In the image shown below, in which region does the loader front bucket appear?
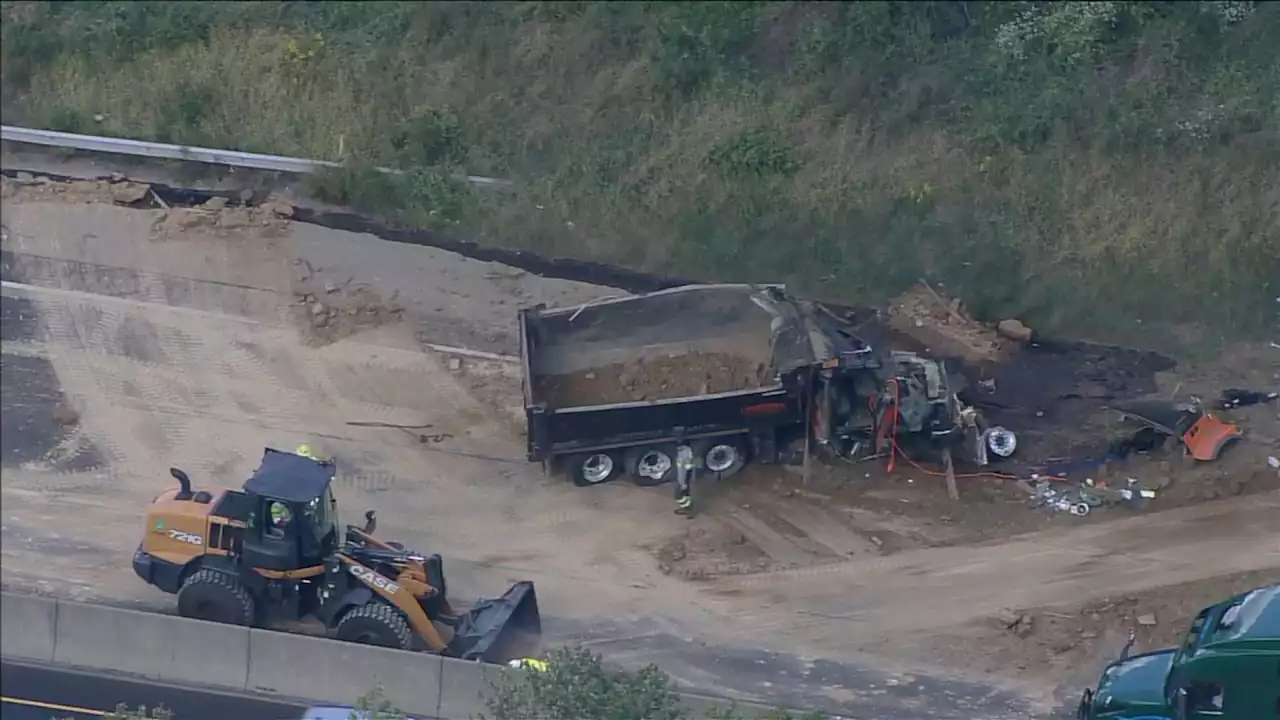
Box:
[447,580,542,664]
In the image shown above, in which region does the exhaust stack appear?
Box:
[170,468,194,500]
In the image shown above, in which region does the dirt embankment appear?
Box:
[538,351,774,407]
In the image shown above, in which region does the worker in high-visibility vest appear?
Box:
[294,443,321,461]
[507,657,550,672]
[674,444,696,517]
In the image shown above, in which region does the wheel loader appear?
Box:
[131,447,541,664]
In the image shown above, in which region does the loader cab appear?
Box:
[239,448,340,572]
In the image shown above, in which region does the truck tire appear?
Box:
[567,451,622,487]
[624,445,676,486]
[177,569,256,626]
[698,438,748,479]
[335,602,414,650]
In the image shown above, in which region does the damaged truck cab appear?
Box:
[1078,583,1280,720]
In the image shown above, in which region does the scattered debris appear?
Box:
[1115,400,1243,462]
[1136,613,1157,627]
[886,285,1010,363]
[1218,388,1278,409]
[202,196,228,211]
[292,280,404,346]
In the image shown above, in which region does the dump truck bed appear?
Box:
[520,284,822,458]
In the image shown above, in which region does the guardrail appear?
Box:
[0,591,769,719]
[1,125,510,186]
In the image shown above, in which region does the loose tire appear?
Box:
[176,569,255,626]
[335,602,414,650]
[567,451,622,487]
[697,438,748,479]
[624,445,677,487]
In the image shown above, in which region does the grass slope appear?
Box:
[3,1,1277,350]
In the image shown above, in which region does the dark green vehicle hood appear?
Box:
[1092,649,1175,718]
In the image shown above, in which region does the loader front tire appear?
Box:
[177,569,255,626]
[335,602,413,650]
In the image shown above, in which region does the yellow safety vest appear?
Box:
[508,658,549,672]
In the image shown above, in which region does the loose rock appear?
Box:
[997,319,1034,343]
[110,182,150,205]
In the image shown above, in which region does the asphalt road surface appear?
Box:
[0,661,309,720]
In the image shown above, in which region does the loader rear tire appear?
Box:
[335,602,413,650]
[177,569,255,626]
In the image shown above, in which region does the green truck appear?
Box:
[1077,582,1279,720]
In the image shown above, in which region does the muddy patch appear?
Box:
[0,295,105,471]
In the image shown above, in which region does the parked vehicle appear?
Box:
[1077,583,1280,719]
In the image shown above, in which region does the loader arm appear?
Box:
[338,555,451,653]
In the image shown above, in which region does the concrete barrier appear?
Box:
[52,598,250,690]
[246,627,443,715]
[0,592,785,719]
[438,656,505,720]
[0,591,57,662]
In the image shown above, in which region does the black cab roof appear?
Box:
[243,447,335,503]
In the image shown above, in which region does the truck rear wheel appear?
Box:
[625,445,676,486]
[335,602,414,650]
[698,439,747,479]
[177,569,256,626]
[567,451,622,487]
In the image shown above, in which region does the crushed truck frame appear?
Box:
[519,284,991,487]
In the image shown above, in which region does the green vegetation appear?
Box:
[483,646,824,720]
[3,1,1277,350]
[350,646,823,720]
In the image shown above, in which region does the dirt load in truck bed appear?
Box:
[526,285,800,409]
[537,351,774,406]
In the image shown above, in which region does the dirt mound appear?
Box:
[151,195,292,239]
[887,285,1011,364]
[291,262,404,346]
[650,520,781,580]
[2,173,153,205]
[538,351,774,407]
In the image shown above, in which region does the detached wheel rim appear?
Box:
[637,450,672,480]
[705,444,738,473]
[581,453,614,484]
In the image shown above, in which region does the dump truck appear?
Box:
[519,283,991,486]
[1077,582,1279,720]
[132,447,541,664]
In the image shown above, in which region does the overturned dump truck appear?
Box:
[519,284,990,486]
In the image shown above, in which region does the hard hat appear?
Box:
[296,444,314,457]
[507,659,522,669]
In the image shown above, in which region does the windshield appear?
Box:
[1173,608,1211,665]
[1209,586,1280,643]
[304,486,338,542]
